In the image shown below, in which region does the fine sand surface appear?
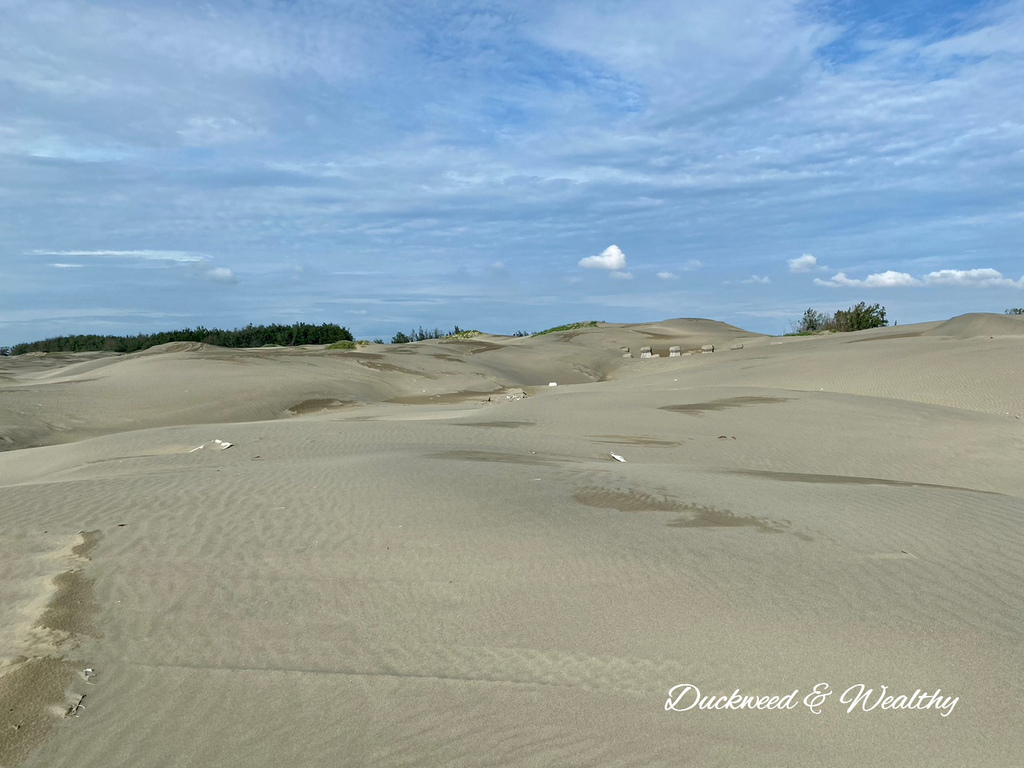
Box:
[1,314,1022,766]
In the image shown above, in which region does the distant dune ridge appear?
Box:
[922,311,1024,338]
[0,318,763,453]
[1,313,1022,766]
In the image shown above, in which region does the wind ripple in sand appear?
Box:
[659,395,791,415]
[130,642,685,697]
[587,435,682,446]
[453,421,535,429]
[572,488,789,533]
[727,469,1010,497]
[430,450,564,466]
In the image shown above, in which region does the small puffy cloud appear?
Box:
[657,271,677,280]
[744,275,771,284]
[204,267,236,283]
[683,259,702,271]
[50,263,84,268]
[923,268,1024,288]
[865,271,922,287]
[814,270,921,288]
[579,244,627,270]
[491,260,506,270]
[610,270,633,280]
[788,254,818,273]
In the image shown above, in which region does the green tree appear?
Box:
[796,308,830,333]
[833,302,888,331]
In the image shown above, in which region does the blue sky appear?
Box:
[2,0,1023,344]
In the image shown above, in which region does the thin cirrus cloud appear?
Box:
[31,249,208,263]
[31,249,237,284]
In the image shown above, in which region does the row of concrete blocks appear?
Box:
[622,343,743,359]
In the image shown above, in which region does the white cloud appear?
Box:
[491,260,506,270]
[579,244,627,270]
[532,0,836,113]
[657,271,677,280]
[204,267,236,283]
[178,116,264,147]
[744,275,771,284]
[814,267,1024,289]
[610,271,633,280]
[814,270,921,288]
[923,268,1024,288]
[30,249,208,263]
[683,259,703,271]
[50,263,84,268]
[788,254,818,273]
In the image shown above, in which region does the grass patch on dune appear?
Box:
[440,330,482,341]
[328,340,357,350]
[532,321,599,337]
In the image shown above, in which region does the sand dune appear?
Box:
[1,315,1022,766]
[922,311,1024,338]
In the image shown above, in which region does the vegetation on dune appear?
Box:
[792,302,888,334]
[440,329,482,341]
[328,340,358,350]
[6,322,354,355]
[389,325,478,344]
[531,321,600,337]
[1006,308,1024,315]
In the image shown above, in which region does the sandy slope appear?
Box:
[1,315,1022,767]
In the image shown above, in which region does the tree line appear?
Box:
[3,322,353,355]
